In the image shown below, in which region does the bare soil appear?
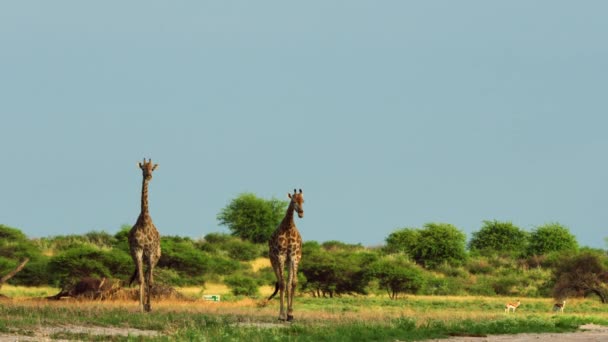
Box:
[2,323,607,341]
[427,324,608,342]
[0,325,160,342]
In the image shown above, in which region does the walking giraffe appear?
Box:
[267,189,304,321]
[128,158,161,312]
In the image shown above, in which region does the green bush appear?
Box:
[422,276,467,296]
[224,274,260,297]
[383,228,420,256]
[469,220,528,255]
[47,245,131,287]
[466,258,493,275]
[368,255,425,299]
[526,223,578,256]
[198,233,265,261]
[414,223,467,269]
[466,276,497,296]
[300,245,375,297]
[225,240,261,261]
[12,258,51,286]
[155,268,203,287]
[0,225,43,262]
[491,274,520,295]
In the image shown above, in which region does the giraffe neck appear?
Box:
[281,201,295,227]
[140,178,150,215]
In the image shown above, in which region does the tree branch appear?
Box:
[0,258,30,288]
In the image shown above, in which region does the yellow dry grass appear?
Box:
[3,293,608,328]
[250,257,271,272]
[175,283,230,298]
[0,285,59,298]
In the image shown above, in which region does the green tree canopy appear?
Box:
[526,223,578,256]
[468,220,528,255]
[217,193,288,243]
[0,225,42,261]
[0,225,46,286]
[383,227,420,256]
[369,254,425,299]
[47,245,132,288]
[299,242,376,297]
[414,223,467,269]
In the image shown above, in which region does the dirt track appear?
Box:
[428,324,608,342]
[0,325,160,342]
[2,323,608,342]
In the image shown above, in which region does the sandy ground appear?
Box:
[427,324,608,342]
[0,325,160,342]
[1,323,607,341]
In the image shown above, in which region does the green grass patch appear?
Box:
[2,295,608,341]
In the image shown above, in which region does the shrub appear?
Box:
[225,240,261,261]
[384,228,420,256]
[300,246,376,297]
[466,258,493,275]
[368,255,425,299]
[47,245,131,287]
[224,274,260,297]
[552,251,608,302]
[526,223,578,256]
[414,223,467,269]
[422,276,466,296]
[469,220,528,256]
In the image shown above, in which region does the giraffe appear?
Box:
[128,158,161,312]
[267,189,304,322]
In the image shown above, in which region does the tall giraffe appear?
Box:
[267,189,304,322]
[128,158,161,312]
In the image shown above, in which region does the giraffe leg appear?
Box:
[271,255,287,321]
[287,260,299,321]
[144,259,153,312]
[134,251,145,312]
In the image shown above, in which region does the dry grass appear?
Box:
[4,295,598,327]
[3,285,607,327]
[176,284,229,298]
[0,285,58,298]
[251,257,271,272]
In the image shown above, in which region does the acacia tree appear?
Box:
[552,252,608,303]
[369,255,425,299]
[526,223,578,256]
[469,220,528,255]
[0,225,46,286]
[217,193,287,243]
[299,241,376,297]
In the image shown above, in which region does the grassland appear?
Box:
[2,287,608,341]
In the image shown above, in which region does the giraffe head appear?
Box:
[138,158,158,181]
[288,189,304,218]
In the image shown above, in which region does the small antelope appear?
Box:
[553,300,566,313]
[505,300,521,313]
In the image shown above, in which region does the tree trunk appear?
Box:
[589,288,608,303]
[0,258,29,290]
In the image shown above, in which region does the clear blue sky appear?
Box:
[1,1,607,248]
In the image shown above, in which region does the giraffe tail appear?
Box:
[267,282,279,301]
[128,269,138,286]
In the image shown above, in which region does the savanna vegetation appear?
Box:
[2,193,608,340]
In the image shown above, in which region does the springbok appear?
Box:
[505,300,521,313]
[553,300,566,313]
